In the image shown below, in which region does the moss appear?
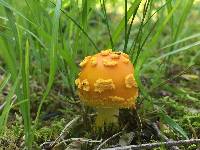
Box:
[34,118,65,144]
[156,96,187,118]
[187,144,198,150]
[0,129,21,150]
[181,113,200,137]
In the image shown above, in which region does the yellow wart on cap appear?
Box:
[122,53,129,58]
[94,79,115,93]
[125,74,137,88]
[122,57,130,64]
[103,59,118,67]
[81,79,90,91]
[79,56,92,67]
[110,53,120,59]
[109,96,125,102]
[100,49,112,56]
[91,56,97,66]
[75,78,81,89]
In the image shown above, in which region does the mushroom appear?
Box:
[75,49,138,127]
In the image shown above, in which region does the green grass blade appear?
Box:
[166,0,174,38]
[167,0,194,64]
[3,6,18,79]
[160,33,200,50]
[21,39,32,148]
[82,0,88,28]
[50,1,99,51]
[3,7,29,147]
[110,0,141,48]
[173,0,194,43]
[17,24,48,50]
[124,0,128,52]
[34,0,62,125]
[0,73,11,93]
[0,42,17,99]
[0,74,20,135]
[81,0,88,55]
[0,0,37,27]
[135,0,181,73]
[4,4,32,148]
[144,0,170,26]
[147,0,181,48]
[147,40,200,66]
[100,0,114,49]
[131,0,151,65]
[24,0,40,24]
[159,111,189,139]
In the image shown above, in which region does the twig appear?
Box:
[0,95,17,111]
[0,101,6,111]
[49,116,80,148]
[152,122,179,150]
[97,125,127,150]
[103,139,200,150]
[40,138,102,149]
[55,138,103,148]
[63,138,102,143]
[97,131,123,150]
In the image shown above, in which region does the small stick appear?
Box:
[0,95,17,111]
[49,116,80,148]
[97,131,123,150]
[103,139,200,150]
[0,101,6,111]
[54,138,103,148]
[152,122,179,150]
[97,125,127,150]
[62,138,102,143]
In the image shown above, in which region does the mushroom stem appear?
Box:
[95,107,119,127]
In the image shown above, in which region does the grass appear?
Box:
[0,0,200,149]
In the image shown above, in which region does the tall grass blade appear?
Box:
[166,0,194,65]
[0,74,19,135]
[144,0,170,26]
[35,0,61,125]
[100,0,114,49]
[0,74,11,93]
[166,0,174,37]
[21,40,32,148]
[173,0,194,44]
[159,111,189,139]
[124,0,128,52]
[160,33,200,50]
[3,7,18,79]
[147,0,181,48]
[82,0,88,28]
[4,4,33,148]
[131,0,151,65]
[50,1,99,51]
[134,0,181,73]
[0,0,37,27]
[146,40,200,67]
[110,0,141,48]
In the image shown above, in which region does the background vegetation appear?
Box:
[0,0,200,149]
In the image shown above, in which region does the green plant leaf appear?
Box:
[159,111,188,139]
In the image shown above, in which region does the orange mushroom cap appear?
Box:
[75,49,138,109]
